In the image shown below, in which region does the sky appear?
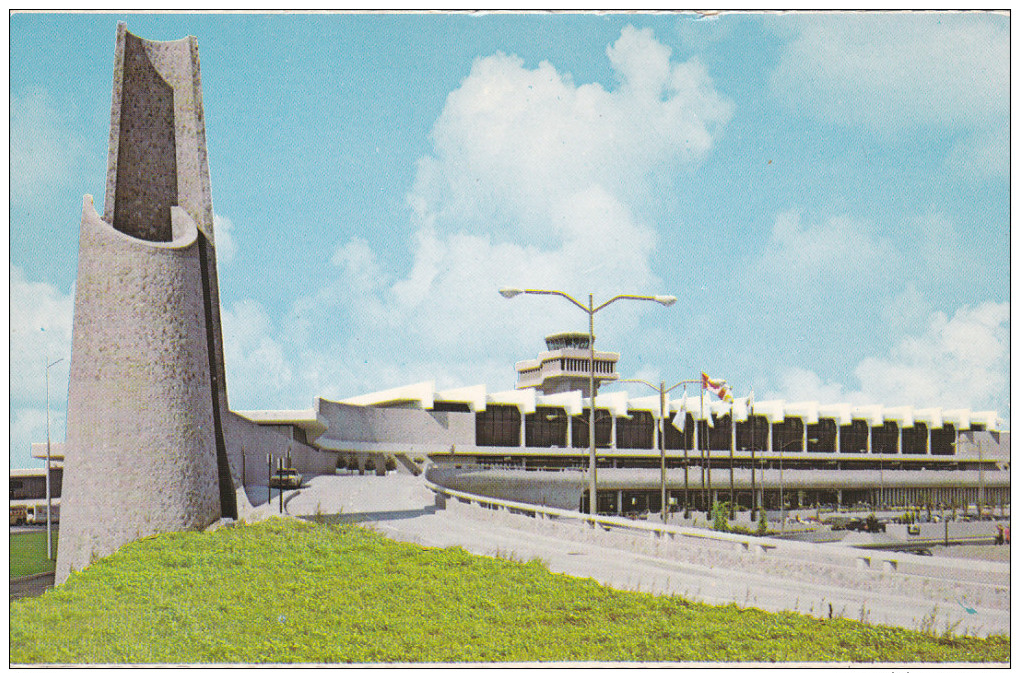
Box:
[9,11,1011,469]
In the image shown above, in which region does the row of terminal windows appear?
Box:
[476,405,653,448]
[668,414,960,455]
[476,405,970,454]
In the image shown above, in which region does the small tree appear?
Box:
[712,501,730,532]
[756,508,768,536]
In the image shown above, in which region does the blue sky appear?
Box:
[9,11,1010,469]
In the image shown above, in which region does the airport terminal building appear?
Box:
[229,334,1009,516]
[33,331,1009,517]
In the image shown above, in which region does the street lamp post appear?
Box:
[749,392,757,522]
[619,378,689,524]
[44,356,65,561]
[777,438,816,531]
[499,287,676,517]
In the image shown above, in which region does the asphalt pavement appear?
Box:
[272,474,1010,637]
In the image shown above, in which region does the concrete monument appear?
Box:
[56,23,236,582]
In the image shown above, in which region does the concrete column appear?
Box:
[568,415,574,448]
[519,412,526,448]
[867,424,873,454]
[836,423,842,454]
[897,425,902,454]
[925,425,931,455]
[653,413,659,452]
[610,414,617,449]
[801,421,808,452]
[766,420,772,453]
[837,489,843,508]
[616,490,623,515]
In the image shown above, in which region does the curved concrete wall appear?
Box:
[316,399,476,447]
[57,198,222,582]
[425,464,1010,514]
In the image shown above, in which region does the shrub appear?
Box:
[711,502,730,532]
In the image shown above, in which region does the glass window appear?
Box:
[902,422,928,454]
[708,414,732,452]
[735,415,768,453]
[807,419,837,452]
[617,411,654,449]
[872,421,898,454]
[572,408,612,448]
[772,418,804,452]
[475,404,521,447]
[525,406,568,448]
[840,420,869,454]
[930,424,956,455]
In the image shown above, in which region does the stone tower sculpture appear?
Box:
[56,23,237,583]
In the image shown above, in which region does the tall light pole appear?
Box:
[778,437,816,531]
[618,378,692,524]
[45,356,65,560]
[499,287,676,516]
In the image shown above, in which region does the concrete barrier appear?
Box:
[423,480,1008,588]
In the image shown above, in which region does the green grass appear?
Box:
[9,518,1009,664]
[10,530,58,578]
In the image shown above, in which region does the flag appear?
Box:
[747,388,754,413]
[671,390,688,430]
[701,371,733,403]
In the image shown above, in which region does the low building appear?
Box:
[10,466,62,524]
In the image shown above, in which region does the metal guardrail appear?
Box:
[422,480,1010,585]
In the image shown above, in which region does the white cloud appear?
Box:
[9,264,74,406]
[221,299,294,409]
[10,87,83,204]
[772,367,861,406]
[768,13,1008,175]
[771,301,1010,423]
[414,25,731,243]
[213,214,237,264]
[399,27,729,346]
[9,265,75,468]
[229,26,732,404]
[751,209,899,298]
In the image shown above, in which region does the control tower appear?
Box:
[514,332,620,396]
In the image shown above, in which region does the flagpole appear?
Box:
[729,396,735,521]
[749,388,757,522]
[682,385,690,519]
[700,380,706,513]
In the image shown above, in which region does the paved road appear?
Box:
[270,474,1009,637]
[10,572,55,601]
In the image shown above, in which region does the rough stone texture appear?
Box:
[56,23,236,583]
[57,198,221,582]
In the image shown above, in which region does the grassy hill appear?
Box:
[9,518,1009,664]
